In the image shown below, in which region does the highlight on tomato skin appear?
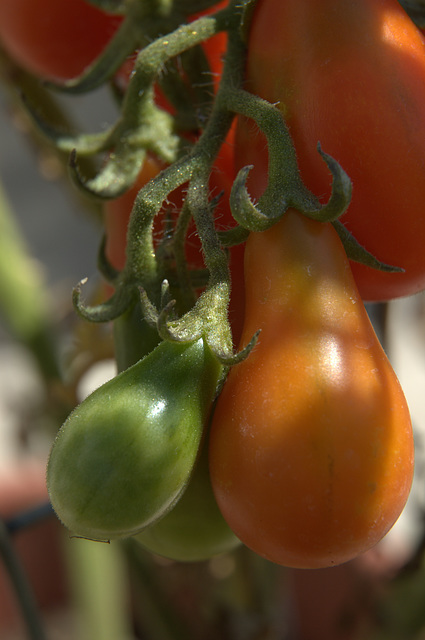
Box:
[235,0,425,302]
[208,210,414,570]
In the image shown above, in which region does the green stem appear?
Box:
[0,519,47,640]
[224,89,319,216]
[124,156,195,294]
[172,200,198,310]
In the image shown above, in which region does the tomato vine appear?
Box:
[0,0,420,579]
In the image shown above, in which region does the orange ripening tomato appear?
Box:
[0,0,122,81]
[236,0,425,301]
[209,210,414,569]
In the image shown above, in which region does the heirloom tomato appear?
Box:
[0,0,122,81]
[209,210,414,569]
[47,337,222,541]
[236,0,425,301]
[133,440,240,561]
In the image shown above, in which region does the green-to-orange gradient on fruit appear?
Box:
[235,0,425,301]
[209,210,414,569]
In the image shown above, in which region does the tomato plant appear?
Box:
[209,210,414,569]
[235,0,425,301]
[0,0,122,81]
[47,337,222,541]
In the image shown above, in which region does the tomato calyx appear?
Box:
[227,88,402,275]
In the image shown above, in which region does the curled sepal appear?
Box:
[46,337,223,540]
[160,279,174,311]
[218,224,250,248]
[69,148,146,200]
[73,278,134,322]
[214,330,260,366]
[139,287,204,343]
[21,96,110,156]
[138,287,161,329]
[230,165,286,231]
[97,235,120,284]
[333,220,403,273]
[304,144,352,223]
[157,300,203,343]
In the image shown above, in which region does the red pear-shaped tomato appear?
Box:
[209,211,414,568]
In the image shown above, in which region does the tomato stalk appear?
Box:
[17,1,252,353]
[226,90,403,275]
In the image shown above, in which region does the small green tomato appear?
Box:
[47,337,222,541]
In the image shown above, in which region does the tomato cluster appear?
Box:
[14,0,419,567]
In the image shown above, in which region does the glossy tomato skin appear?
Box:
[236,0,425,301]
[209,211,414,569]
[47,337,222,541]
[0,0,122,81]
[133,440,240,561]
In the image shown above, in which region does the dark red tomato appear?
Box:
[0,0,122,81]
[236,0,425,301]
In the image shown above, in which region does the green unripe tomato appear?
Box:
[133,439,241,561]
[47,337,222,541]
